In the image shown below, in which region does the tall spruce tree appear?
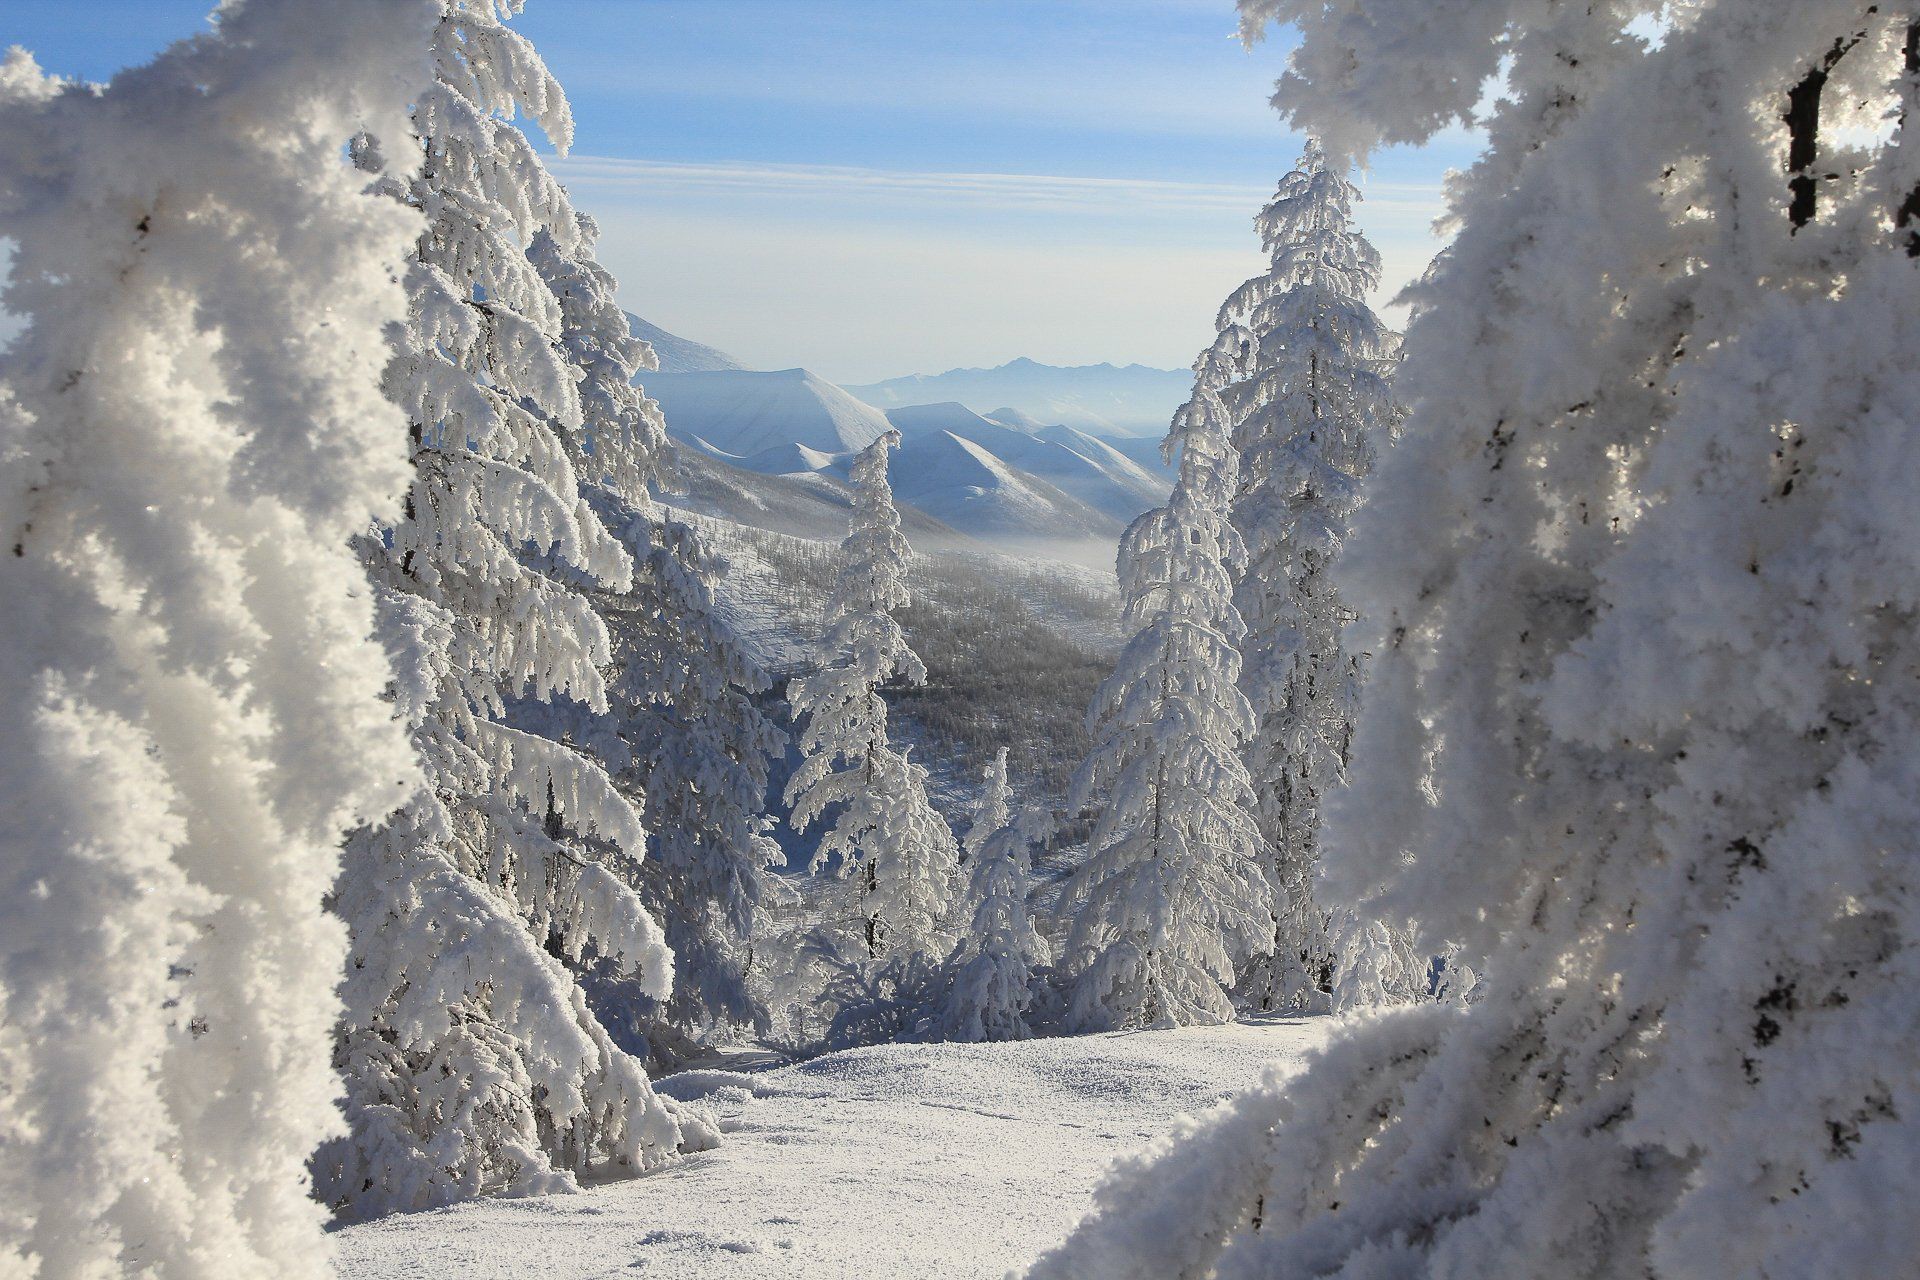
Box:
[0,3,434,1271]
[320,0,709,1220]
[930,751,1052,1042]
[964,746,1015,863]
[1031,2,1920,1277]
[1056,328,1274,1031]
[1222,141,1408,1014]
[583,505,786,1067]
[786,430,958,960]
[517,218,785,1064]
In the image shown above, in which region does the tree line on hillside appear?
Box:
[0,1,1913,1278]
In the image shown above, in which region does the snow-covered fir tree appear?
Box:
[0,2,434,1273]
[1031,2,1920,1276]
[516,213,785,1066]
[929,751,1052,1042]
[963,744,1015,863]
[1056,329,1274,1032]
[583,504,786,1067]
[320,0,710,1220]
[786,430,959,961]
[1221,141,1405,1015]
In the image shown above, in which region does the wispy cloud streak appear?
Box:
[553,156,1446,221]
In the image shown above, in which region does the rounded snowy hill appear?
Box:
[624,312,745,374]
[886,403,1167,524]
[640,368,894,460]
[887,428,1120,545]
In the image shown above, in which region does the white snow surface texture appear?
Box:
[331,1018,1335,1279]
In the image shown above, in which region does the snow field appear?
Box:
[332,1016,1335,1279]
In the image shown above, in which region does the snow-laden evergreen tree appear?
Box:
[0,2,434,1273]
[1221,141,1404,1015]
[516,212,785,1064]
[929,750,1052,1042]
[583,505,786,1066]
[1056,330,1274,1032]
[964,745,1015,862]
[320,0,710,1220]
[1325,909,1425,1011]
[1031,2,1920,1277]
[786,430,959,960]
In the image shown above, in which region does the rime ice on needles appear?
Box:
[581,502,787,1065]
[1034,2,1920,1277]
[1056,328,1273,1032]
[930,750,1053,1043]
[321,0,707,1221]
[0,1,434,1274]
[964,744,1016,863]
[522,178,783,1063]
[786,430,959,961]
[1220,141,1413,1015]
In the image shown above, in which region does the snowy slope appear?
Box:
[625,312,746,373]
[330,1018,1336,1280]
[641,367,894,458]
[847,357,1191,438]
[887,428,1122,545]
[1096,431,1179,483]
[887,402,1167,523]
[660,445,976,553]
[985,405,1048,432]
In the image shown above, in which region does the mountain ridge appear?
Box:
[846,358,1190,438]
[624,311,745,373]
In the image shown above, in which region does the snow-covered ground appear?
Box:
[331,1017,1335,1279]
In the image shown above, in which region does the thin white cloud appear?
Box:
[553,156,1447,222]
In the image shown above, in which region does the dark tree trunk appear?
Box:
[1898,22,1920,254]
[1785,25,1870,230]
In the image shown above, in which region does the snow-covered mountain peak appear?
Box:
[623,312,746,373]
[640,367,893,459]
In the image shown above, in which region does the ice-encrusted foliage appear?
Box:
[1223,142,1403,1015]
[518,197,782,1064]
[930,751,1052,1042]
[1033,2,1920,1277]
[322,0,707,1220]
[0,2,433,1273]
[582,501,787,1066]
[787,430,959,960]
[964,745,1015,862]
[1057,331,1274,1032]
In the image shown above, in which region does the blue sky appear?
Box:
[9,0,1470,383]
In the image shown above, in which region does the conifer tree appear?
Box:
[518,214,785,1061]
[321,0,709,1219]
[930,750,1052,1042]
[1056,330,1274,1031]
[787,431,959,960]
[1222,141,1402,1014]
[1032,3,1920,1277]
[964,746,1015,863]
[584,504,786,1064]
[0,1,434,1272]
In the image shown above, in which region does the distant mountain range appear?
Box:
[883,402,1165,526]
[624,317,1177,563]
[846,357,1190,439]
